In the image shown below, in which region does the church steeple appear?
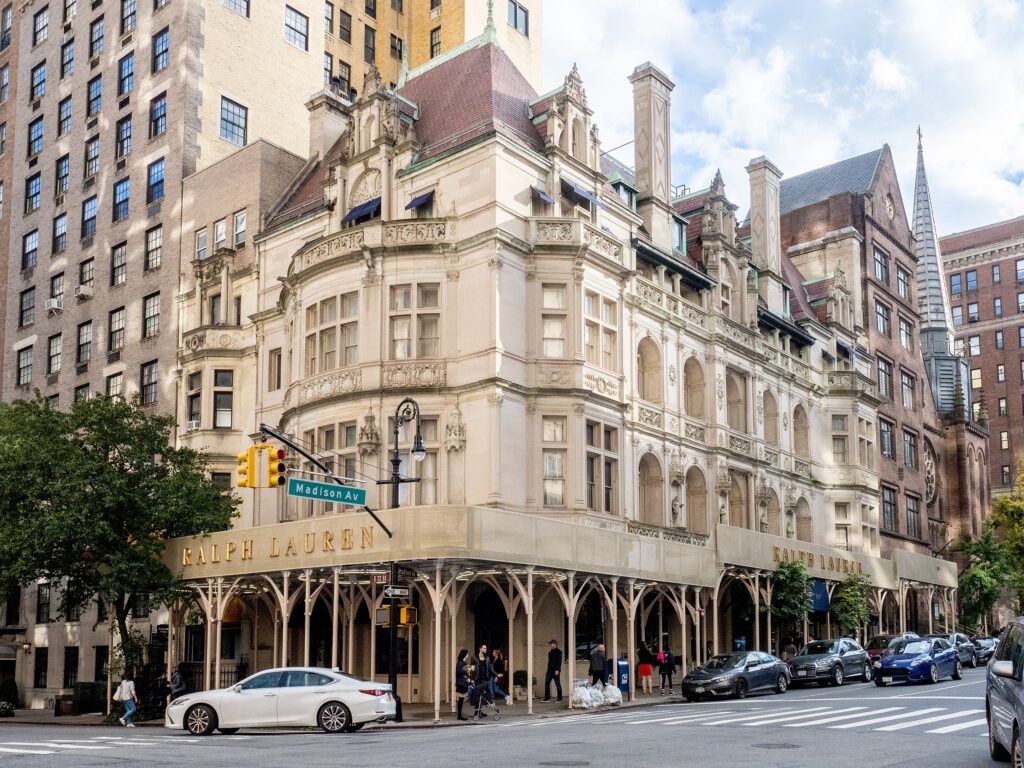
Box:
[913,127,954,355]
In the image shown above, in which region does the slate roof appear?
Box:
[780,256,816,322]
[779,148,885,215]
[265,135,348,230]
[673,190,709,265]
[940,215,1024,254]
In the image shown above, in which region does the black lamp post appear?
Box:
[385,397,424,723]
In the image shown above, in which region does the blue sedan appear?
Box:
[873,638,964,685]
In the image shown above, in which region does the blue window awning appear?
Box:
[405,190,434,210]
[342,196,381,224]
[560,179,603,208]
[530,185,554,205]
[837,340,854,359]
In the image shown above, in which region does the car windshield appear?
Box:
[890,640,931,655]
[704,653,745,670]
[799,641,838,655]
[866,636,893,650]
[977,639,994,648]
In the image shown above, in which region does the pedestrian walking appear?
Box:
[114,671,139,727]
[658,646,676,695]
[637,642,654,694]
[490,648,512,705]
[170,664,187,703]
[455,649,471,721]
[784,637,797,661]
[589,643,607,686]
[542,639,563,702]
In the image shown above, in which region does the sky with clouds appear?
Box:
[541,0,1024,235]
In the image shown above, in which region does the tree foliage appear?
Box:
[830,572,871,633]
[0,395,237,669]
[767,560,812,628]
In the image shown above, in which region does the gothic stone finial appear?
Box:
[398,32,410,86]
[711,168,725,196]
[917,124,923,151]
[485,0,496,34]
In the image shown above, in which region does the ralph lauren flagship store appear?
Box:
[162,506,956,721]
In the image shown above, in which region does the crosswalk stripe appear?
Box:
[926,718,989,734]
[700,707,824,725]
[741,707,869,726]
[653,712,753,725]
[0,747,54,755]
[633,710,756,725]
[1,742,111,750]
[783,707,906,727]
[876,709,985,732]
[829,707,946,729]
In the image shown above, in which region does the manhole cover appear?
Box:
[751,744,800,750]
[539,763,591,767]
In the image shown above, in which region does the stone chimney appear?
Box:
[628,62,675,247]
[305,90,351,161]
[746,156,784,314]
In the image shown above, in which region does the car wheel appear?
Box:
[988,708,1010,762]
[1012,725,1022,768]
[184,705,217,736]
[217,728,239,735]
[317,701,352,734]
[831,666,844,686]
[952,661,963,681]
[969,652,978,669]
[863,663,872,682]
[775,674,788,694]
[927,664,939,684]
[735,678,748,699]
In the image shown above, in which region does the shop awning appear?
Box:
[341,196,381,224]
[404,191,434,210]
[837,340,854,359]
[530,185,554,205]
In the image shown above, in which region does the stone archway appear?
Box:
[638,453,665,526]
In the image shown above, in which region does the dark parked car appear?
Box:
[925,633,977,668]
[788,638,871,686]
[873,637,962,686]
[682,651,790,701]
[986,616,1024,763]
[865,632,919,661]
[975,637,997,665]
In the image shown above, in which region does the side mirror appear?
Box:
[231,684,243,693]
[991,660,1015,679]
[745,664,756,671]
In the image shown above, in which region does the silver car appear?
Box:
[986,617,1024,763]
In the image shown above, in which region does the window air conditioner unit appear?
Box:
[54,194,65,207]
[45,298,63,312]
[74,284,94,299]
[186,420,201,432]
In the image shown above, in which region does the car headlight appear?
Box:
[815,660,832,669]
[171,697,189,706]
[873,661,881,668]
[707,677,726,685]
[911,658,929,666]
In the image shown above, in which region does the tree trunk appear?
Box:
[114,592,133,675]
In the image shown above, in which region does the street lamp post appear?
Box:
[384,397,425,723]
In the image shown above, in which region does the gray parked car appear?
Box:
[926,632,978,668]
[987,616,1024,763]
[788,638,871,686]
[681,651,791,701]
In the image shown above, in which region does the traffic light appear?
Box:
[267,447,287,487]
[237,447,256,488]
[399,606,418,626]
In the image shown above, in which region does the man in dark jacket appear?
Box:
[589,643,607,685]
[542,639,563,702]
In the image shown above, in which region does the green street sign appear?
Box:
[286,477,367,506]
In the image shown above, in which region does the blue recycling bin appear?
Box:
[606,657,629,693]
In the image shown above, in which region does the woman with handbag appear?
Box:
[454,649,472,721]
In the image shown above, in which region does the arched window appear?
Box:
[766,489,781,536]
[571,118,585,162]
[726,371,747,431]
[684,358,705,420]
[720,265,734,320]
[793,405,809,458]
[796,497,812,542]
[685,467,708,535]
[728,471,747,528]
[637,338,663,405]
[763,392,779,446]
[638,453,664,526]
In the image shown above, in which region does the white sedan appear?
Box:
[165,667,396,735]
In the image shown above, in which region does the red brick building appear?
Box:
[941,215,1024,496]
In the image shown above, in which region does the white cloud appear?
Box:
[542,0,1024,232]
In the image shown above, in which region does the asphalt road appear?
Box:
[0,667,997,767]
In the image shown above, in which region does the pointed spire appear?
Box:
[710,168,725,197]
[913,126,955,354]
[397,34,410,86]
[482,0,497,42]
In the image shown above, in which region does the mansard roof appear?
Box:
[940,214,1024,255]
[779,147,885,215]
[264,133,349,231]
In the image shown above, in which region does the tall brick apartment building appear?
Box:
[942,215,1024,496]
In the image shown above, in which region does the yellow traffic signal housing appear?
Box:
[237,447,256,488]
[267,447,287,487]
[399,606,418,625]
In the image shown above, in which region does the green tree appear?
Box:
[830,572,871,634]
[957,519,1012,630]
[990,456,1024,613]
[766,560,812,640]
[0,395,236,670]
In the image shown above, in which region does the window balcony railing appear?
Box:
[530,217,625,265]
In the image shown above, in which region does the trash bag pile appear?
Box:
[601,681,622,705]
[569,679,622,708]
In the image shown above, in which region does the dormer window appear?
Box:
[671,216,686,252]
[614,183,636,212]
[341,197,382,228]
[405,190,434,218]
[783,287,792,317]
[560,179,599,215]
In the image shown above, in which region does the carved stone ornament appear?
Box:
[668,365,677,384]
[193,255,225,283]
[563,63,588,108]
[299,370,361,406]
[540,367,572,386]
[383,221,448,246]
[756,391,764,424]
[924,440,938,504]
[358,410,381,457]
[669,449,685,483]
[183,331,206,353]
[716,373,725,410]
[382,363,447,389]
[350,169,382,207]
[445,406,466,453]
[303,229,366,270]
[583,372,619,397]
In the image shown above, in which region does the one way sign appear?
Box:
[384,586,410,599]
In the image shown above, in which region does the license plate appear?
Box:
[796,670,807,677]
[882,677,892,683]
[695,687,705,693]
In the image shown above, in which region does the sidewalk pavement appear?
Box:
[0,688,679,730]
